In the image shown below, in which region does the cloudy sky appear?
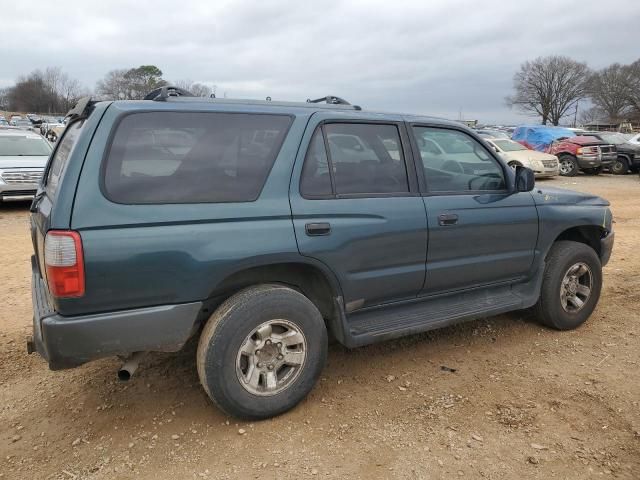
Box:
[2,0,639,123]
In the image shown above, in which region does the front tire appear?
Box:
[533,241,602,330]
[558,155,578,177]
[611,157,629,175]
[197,284,328,419]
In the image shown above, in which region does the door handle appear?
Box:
[305,222,331,236]
[438,213,458,226]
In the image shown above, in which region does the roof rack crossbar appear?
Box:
[307,96,351,106]
[145,86,195,101]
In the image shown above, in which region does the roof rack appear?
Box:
[145,86,195,101]
[142,89,362,110]
[307,96,361,110]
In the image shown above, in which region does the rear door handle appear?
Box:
[305,222,331,236]
[438,213,458,226]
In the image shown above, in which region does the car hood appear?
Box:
[532,186,609,207]
[0,155,49,169]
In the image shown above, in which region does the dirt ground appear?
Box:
[0,174,639,480]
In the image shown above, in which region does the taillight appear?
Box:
[44,230,85,297]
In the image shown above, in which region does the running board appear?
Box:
[344,286,524,347]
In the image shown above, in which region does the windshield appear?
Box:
[596,133,626,145]
[0,136,52,156]
[493,139,528,152]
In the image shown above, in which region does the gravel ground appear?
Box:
[0,174,639,479]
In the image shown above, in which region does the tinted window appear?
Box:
[413,127,506,192]
[300,129,332,197]
[324,123,408,195]
[104,112,292,204]
[46,120,84,195]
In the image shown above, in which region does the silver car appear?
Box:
[0,131,52,202]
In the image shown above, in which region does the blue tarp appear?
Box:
[512,126,576,152]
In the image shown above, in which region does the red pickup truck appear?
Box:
[512,126,616,176]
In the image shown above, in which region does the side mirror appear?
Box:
[515,165,535,192]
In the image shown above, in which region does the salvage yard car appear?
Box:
[484,137,558,177]
[27,90,614,419]
[0,130,52,202]
[575,131,640,175]
[512,125,616,176]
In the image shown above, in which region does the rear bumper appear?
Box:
[30,257,203,370]
[600,230,615,267]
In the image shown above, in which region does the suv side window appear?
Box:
[46,120,84,196]
[412,127,506,193]
[103,112,292,204]
[327,123,409,195]
[300,129,332,198]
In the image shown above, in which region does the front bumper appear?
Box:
[0,183,37,201]
[600,230,614,266]
[29,257,203,370]
[576,154,602,169]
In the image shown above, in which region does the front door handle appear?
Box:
[305,222,331,236]
[438,213,459,226]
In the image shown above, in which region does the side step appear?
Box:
[345,286,523,347]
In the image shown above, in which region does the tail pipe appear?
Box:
[117,352,146,381]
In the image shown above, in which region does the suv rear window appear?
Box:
[103,112,292,204]
[46,120,84,195]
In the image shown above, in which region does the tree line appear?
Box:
[0,65,212,114]
[507,56,640,126]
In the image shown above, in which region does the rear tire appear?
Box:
[197,284,328,419]
[558,155,578,177]
[611,157,629,175]
[533,241,602,330]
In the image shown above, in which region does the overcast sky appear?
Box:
[2,0,639,123]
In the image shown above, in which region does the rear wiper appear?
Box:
[30,191,45,213]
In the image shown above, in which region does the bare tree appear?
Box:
[96,66,167,100]
[578,105,606,125]
[174,79,212,97]
[506,56,590,125]
[587,64,631,122]
[96,69,134,100]
[625,59,640,121]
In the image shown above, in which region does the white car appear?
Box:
[0,130,52,202]
[485,138,559,178]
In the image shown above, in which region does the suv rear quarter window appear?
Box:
[46,120,84,196]
[103,112,292,204]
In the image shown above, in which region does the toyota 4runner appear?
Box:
[27,89,614,419]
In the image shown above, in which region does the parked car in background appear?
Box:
[40,118,65,137]
[512,125,616,176]
[484,138,558,177]
[0,118,8,127]
[0,130,52,201]
[575,131,640,174]
[9,118,37,131]
[475,129,510,139]
[45,124,66,142]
